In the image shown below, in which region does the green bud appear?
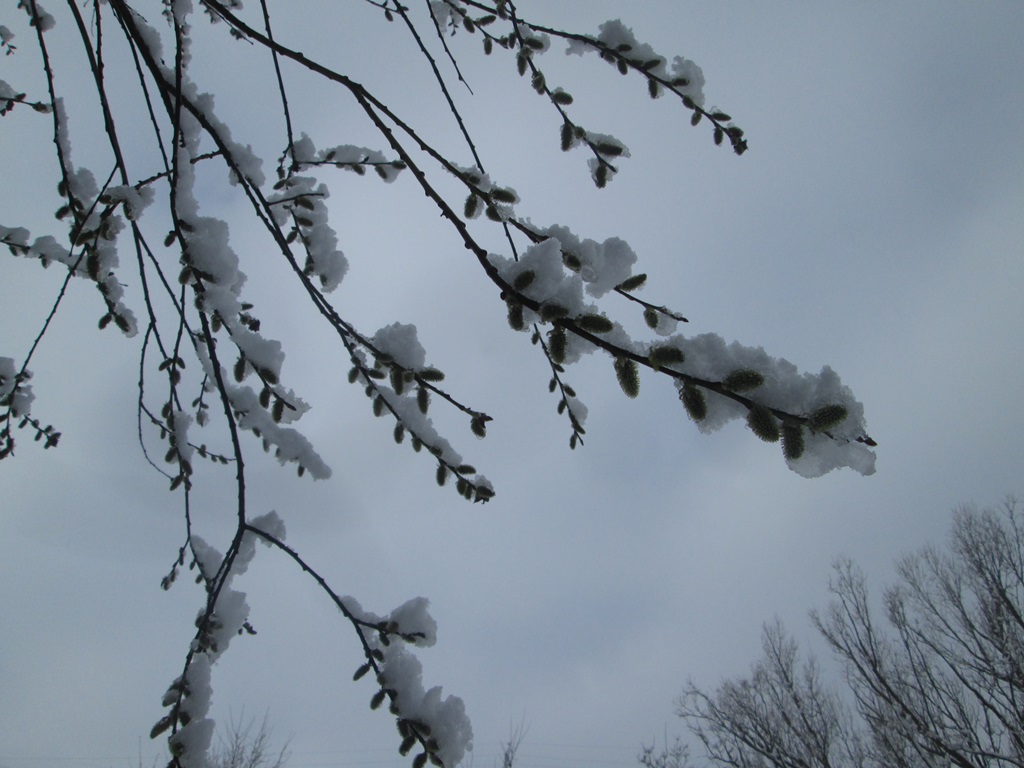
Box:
[418,368,445,382]
[370,689,386,710]
[513,270,536,292]
[540,302,569,321]
[649,345,685,370]
[577,314,614,333]
[560,122,573,151]
[549,326,567,364]
[491,187,517,204]
[809,404,848,432]
[615,273,647,292]
[595,142,624,157]
[680,384,706,421]
[614,357,640,398]
[747,404,780,443]
[723,369,764,392]
[507,300,525,331]
[782,425,805,461]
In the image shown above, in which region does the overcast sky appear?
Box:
[2,3,1023,768]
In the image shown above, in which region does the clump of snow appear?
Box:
[453,164,519,221]
[491,227,872,476]
[189,535,224,578]
[661,333,875,476]
[293,133,404,184]
[565,19,706,107]
[788,434,876,479]
[376,644,473,768]
[564,394,588,429]
[537,224,637,298]
[372,322,427,370]
[171,411,194,465]
[0,79,18,113]
[345,595,472,768]
[167,515,286,768]
[387,597,438,647]
[382,383,462,467]
[0,357,34,418]
[170,655,216,768]
[48,96,140,335]
[194,342,331,479]
[514,22,551,55]
[428,0,463,29]
[650,311,679,337]
[491,233,637,368]
[248,510,286,543]
[175,152,246,291]
[580,130,630,185]
[669,55,706,105]
[0,224,29,246]
[493,238,587,317]
[267,174,348,293]
[270,136,353,292]
[18,0,55,32]
[188,91,265,189]
[103,184,154,221]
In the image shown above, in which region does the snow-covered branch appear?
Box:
[1,2,875,767]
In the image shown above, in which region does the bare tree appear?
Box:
[675,499,1024,768]
[638,733,692,768]
[209,715,288,768]
[1,2,876,768]
[814,499,1024,768]
[679,620,867,768]
[499,719,528,768]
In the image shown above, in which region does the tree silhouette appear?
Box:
[1,3,876,768]
[675,499,1024,768]
[208,715,288,768]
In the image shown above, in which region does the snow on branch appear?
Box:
[1,2,874,768]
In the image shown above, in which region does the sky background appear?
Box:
[2,3,1023,768]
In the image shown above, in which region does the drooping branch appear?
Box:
[2,6,879,768]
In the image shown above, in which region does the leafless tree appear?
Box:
[675,499,1024,768]
[638,732,692,768]
[209,714,288,768]
[679,619,867,768]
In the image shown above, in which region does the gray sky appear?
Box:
[2,4,1023,768]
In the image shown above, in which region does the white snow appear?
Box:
[372,322,428,370]
[342,595,473,768]
[0,79,17,103]
[387,597,438,647]
[103,184,155,221]
[172,411,195,465]
[565,19,706,107]
[491,231,874,476]
[193,342,331,479]
[18,1,55,32]
[0,357,34,418]
[537,224,638,298]
[267,169,349,293]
